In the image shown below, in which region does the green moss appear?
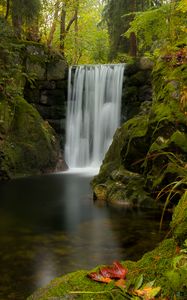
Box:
[27,238,187,300]
[0,96,59,178]
[170,131,187,153]
[171,191,187,244]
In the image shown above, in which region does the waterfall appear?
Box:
[65,64,125,170]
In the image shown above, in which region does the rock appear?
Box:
[23,45,68,145]
[171,191,187,244]
[139,56,154,70]
[93,58,187,208]
[47,59,68,80]
[27,239,183,300]
[26,60,46,80]
[0,96,59,178]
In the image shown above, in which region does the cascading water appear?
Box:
[65,64,125,170]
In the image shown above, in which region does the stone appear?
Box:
[139,56,154,70]
[47,60,68,81]
[171,191,187,244]
[39,90,67,106]
[26,59,46,80]
[48,119,65,134]
[36,104,65,119]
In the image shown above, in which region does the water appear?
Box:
[65,64,125,169]
[0,173,169,300]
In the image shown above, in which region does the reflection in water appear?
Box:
[0,173,169,300]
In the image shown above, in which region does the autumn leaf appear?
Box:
[111,261,128,279]
[87,261,128,284]
[134,286,161,300]
[87,272,112,283]
[115,279,126,288]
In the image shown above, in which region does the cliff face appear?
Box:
[23,44,68,148]
[0,20,68,180]
[92,56,187,210]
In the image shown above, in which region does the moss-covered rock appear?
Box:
[171,191,187,244]
[92,57,187,208]
[0,96,59,179]
[27,237,187,300]
[94,167,155,207]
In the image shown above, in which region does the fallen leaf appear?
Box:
[99,268,112,278]
[109,261,128,279]
[134,286,161,299]
[115,279,126,288]
[88,261,128,285]
[87,272,112,283]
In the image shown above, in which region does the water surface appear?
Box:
[0,173,169,300]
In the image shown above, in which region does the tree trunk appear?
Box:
[5,0,10,20]
[47,0,60,47]
[60,3,66,53]
[12,15,22,38]
[129,0,137,57]
[74,0,79,64]
[60,1,77,55]
[129,32,137,57]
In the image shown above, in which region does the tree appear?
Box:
[102,0,164,59]
[44,0,108,64]
[1,0,41,39]
[125,0,187,55]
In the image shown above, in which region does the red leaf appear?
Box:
[100,268,112,278]
[109,261,128,279]
[100,261,128,280]
[87,272,112,283]
[87,261,128,284]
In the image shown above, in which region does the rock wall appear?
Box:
[23,44,68,147]
[24,54,153,152]
[92,57,187,208]
[0,37,67,180]
[121,57,153,122]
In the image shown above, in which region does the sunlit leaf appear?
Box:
[134,286,161,300]
[115,279,126,288]
[87,272,112,283]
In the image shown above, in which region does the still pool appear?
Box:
[0,172,169,300]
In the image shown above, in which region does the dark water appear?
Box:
[0,172,169,300]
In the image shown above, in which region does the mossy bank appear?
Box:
[27,192,187,299]
[92,54,187,209]
[0,18,67,179]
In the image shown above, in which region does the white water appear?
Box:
[65,64,125,170]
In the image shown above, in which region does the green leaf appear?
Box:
[134,274,144,290]
[143,280,155,288]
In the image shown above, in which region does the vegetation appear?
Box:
[0,0,187,299]
[0,0,109,64]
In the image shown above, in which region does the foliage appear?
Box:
[102,0,164,60]
[71,261,161,300]
[11,0,41,22]
[0,17,23,100]
[46,0,109,64]
[125,1,187,55]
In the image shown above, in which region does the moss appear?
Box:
[171,191,187,244]
[0,96,59,178]
[92,126,126,187]
[27,238,187,300]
